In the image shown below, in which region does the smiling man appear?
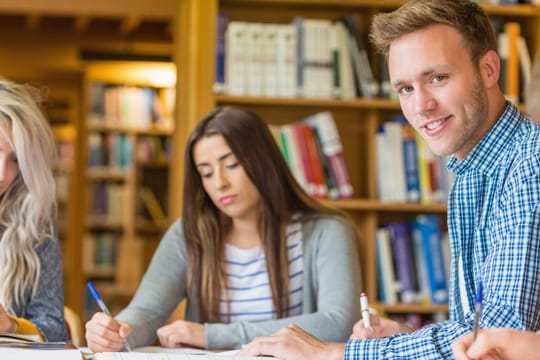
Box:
[239,1,540,359]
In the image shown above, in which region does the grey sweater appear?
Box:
[117,217,362,349]
[12,235,67,342]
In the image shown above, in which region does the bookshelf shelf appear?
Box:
[323,199,447,213]
[217,95,402,110]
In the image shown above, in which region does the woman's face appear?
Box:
[0,119,19,196]
[193,133,261,222]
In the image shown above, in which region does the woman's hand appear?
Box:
[0,305,17,333]
[85,312,131,353]
[157,320,205,349]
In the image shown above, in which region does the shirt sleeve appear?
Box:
[116,220,188,347]
[24,230,68,342]
[205,217,362,349]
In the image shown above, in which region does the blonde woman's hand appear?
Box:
[0,305,17,332]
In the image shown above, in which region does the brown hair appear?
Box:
[370,0,497,66]
[182,106,352,322]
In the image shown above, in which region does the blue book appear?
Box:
[387,221,418,304]
[411,215,448,304]
[394,116,421,203]
[214,11,228,94]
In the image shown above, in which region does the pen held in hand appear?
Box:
[472,280,483,341]
[87,281,132,352]
[360,292,371,329]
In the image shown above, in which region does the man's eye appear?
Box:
[399,86,413,95]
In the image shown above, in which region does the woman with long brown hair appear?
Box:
[86,106,362,352]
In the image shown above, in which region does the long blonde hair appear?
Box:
[0,77,57,312]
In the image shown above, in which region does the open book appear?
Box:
[93,347,281,359]
[0,332,83,359]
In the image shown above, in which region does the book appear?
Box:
[0,333,82,360]
[411,215,448,304]
[376,228,398,304]
[214,11,228,94]
[303,111,353,198]
[387,221,418,304]
[139,186,166,224]
[341,15,379,98]
[93,347,280,359]
[225,21,248,96]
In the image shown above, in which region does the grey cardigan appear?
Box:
[117,217,362,349]
[12,234,67,342]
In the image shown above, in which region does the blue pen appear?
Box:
[87,281,132,352]
[472,279,483,341]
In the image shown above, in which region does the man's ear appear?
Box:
[479,49,501,88]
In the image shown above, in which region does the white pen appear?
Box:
[360,292,371,328]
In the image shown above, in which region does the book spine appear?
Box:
[416,215,449,304]
[387,221,418,304]
[401,122,421,203]
[376,227,398,304]
[214,11,228,94]
[304,111,353,198]
[292,123,317,197]
[504,21,521,104]
[301,124,328,199]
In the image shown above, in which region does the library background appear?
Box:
[0,0,537,339]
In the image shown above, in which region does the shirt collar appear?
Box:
[447,101,525,176]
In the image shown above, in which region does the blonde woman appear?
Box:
[0,77,66,341]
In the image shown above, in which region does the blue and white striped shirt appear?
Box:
[220,222,303,322]
[345,102,540,359]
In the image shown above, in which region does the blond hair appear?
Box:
[0,77,57,312]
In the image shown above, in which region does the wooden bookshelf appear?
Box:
[172,0,540,321]
[80,61,176,320]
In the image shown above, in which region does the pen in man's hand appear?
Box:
[360,293,371,328]
[87,281,132,352]
[472,280,483,341]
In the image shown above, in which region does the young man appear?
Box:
[451,35,540,360]
[239,0,540,359]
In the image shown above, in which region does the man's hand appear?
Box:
[239,324,345,360]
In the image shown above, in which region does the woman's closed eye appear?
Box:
[225,161,240,170]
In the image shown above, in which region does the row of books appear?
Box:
[135,135,171,164]
[82,232,119,274]
[376,215,450,305]
[88,182,127,223]
[376,116,454,204]
[88,82,175,129]
[269,111,354,200]
[215,13,392,100]
[88,132,133,169]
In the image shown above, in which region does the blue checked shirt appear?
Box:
[345,102,540,359]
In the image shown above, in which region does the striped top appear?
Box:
[219,222,303,323]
